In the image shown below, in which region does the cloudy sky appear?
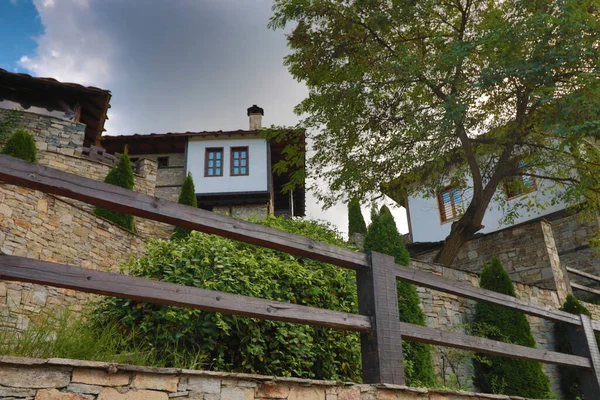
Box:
[1,0,407,236]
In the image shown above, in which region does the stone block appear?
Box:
[0,366,71,388]
[67,383,104,394]
[0,386,37,397]
[338,387,360,400]
[132,372,179,392]
[72,369,130,386]
[35,388,89,399]
[220,386,254,400]
[256,382,290,398]
[288,386,326,400]
[97,388,169,400]
[185,377,221,394]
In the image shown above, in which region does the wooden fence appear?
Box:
[0,154,599,397]
[81,145,140,173]
[568,267,600,298]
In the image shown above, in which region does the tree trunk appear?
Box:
[432,221,475,266]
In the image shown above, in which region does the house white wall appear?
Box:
[408,176,568,243]
[186,136,269,194]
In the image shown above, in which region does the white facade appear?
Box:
[408,176,568,243]
[186,136,269,194]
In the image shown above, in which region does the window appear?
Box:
[437,187,463,223]
[504,175,536,199]
[205,148,223,177]
[231,147,249,176]
[157,157,169,168]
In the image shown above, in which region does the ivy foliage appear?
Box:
[172,173,198,240]
[94,151,135,232]
[555,294,599,400]
[1,129,37,163]
[472,257,550,397]
[93,216,362,381]
[347,198,367,236]
[364,205,434,387]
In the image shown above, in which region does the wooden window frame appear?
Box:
[204,147,224,177]
[157,157,169,169]
[503,175,537,200]
[437,186,463,224]
[230,146,249,176]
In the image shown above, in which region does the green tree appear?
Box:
[554,294,599,400]
[364,205,434,386]
[94,151,135,232]
[172,173,198,240]
[93,216,361,381]
[472,257,550,397]
[1,129,37,163]
[270,0,600,265]
[348,198,367,236]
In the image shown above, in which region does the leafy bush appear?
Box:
[472,257,550,397]
[1,129,37,163]
[93,216,361,381]
[172,173,198,240]
[348,198,367,236]
[555,294,599,399]
[94,151,135,231]
[364,205,435,387]
[0,109,23,144]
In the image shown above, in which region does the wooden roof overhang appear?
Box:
[0,68,111,147]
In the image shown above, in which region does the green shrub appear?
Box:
[555,294,599,399]
[94,151,135,232]
[93,216,361,381]
[1,129,37,163]
[172,173,198,240]
[348,198,367,236]
[364,205,434,387]
[472,257,550,397]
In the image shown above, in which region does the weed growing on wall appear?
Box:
[472,257,550,398]
[364,205,435,387]
[93,216,362,381]
[1,129,37,163]
[94,151,135,232]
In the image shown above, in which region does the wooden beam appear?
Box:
[0,255,371,332]
[357,252,405,385]
[571,283,600,297]
[0,155,369,270]
[567,268,600,284]
[400,322,591,369]
[392,263,584,327]
[568,315,600,397]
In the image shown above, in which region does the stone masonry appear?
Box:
[131,153,186,202]
[0,356,545,400]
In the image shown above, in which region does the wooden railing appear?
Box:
[0,154,599,397]
[568,267,600,298]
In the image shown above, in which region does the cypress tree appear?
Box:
[364,205,434,387]
[1,129,37,163]
[472,257,550,397]
[348,198,367,236]
[172,173,198,240]
[94,151,135,232]
[555,294,599,399]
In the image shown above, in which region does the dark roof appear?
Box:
[0,68,111,147]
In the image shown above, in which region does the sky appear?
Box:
[1,0,407,237]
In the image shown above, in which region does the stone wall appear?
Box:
[213,204,269,220]
[0,109,86,154]
[0,356,545,400]
[411,260,562,395]
[416,220,570,298]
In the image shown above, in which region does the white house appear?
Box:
[401,172,568,243]
[102,105,305,217]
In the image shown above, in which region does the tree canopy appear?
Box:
[270,0,600,264]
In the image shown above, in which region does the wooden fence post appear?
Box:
[568,314,600,397]
[356,251,405,385]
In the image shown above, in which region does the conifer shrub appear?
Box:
[554,294,599,399]
[364,205,434,387]
[348,198,367,236]
[1,129,37,163]
[92,216,361,381]
[472,257,550,397]
[172,173,198,240]
[94,151,135,232]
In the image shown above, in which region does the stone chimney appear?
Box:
[247,104,264,130]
